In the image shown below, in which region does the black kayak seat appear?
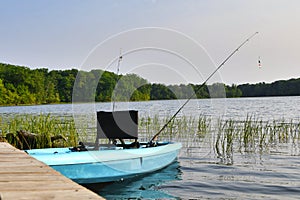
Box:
[95,110,138,148]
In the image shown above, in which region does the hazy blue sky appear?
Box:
[0,0,299,85]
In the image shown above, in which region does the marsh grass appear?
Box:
[138,115,211,145]
[1,113,299,156]
[215,119,236,164]
[139,114,299,164]
[0,114,78,148]
[214,116,300,164]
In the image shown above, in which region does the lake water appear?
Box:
[1,96,300,199]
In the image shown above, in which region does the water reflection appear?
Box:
[83,161,182,199]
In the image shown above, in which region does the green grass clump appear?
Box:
[0,114,78,149]
[1,112,299,159]
[214,116,300,163]
[138,115,211,144]
[215,119,236,164]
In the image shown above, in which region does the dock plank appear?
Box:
[0,142,104,200]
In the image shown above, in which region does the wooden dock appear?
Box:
[0,142,104,200]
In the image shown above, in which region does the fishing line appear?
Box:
[150,32,259,144]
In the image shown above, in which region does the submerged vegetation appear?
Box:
[0,113,299,162]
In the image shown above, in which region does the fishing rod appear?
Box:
[149,32,259,144]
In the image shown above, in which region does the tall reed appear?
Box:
[0,114,78,148]
[1,113,299,156]
[214,116,300,162]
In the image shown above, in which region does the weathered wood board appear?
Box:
[0,142,104,200]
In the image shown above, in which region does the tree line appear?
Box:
[238,79,300,97]
[0,63,299,105]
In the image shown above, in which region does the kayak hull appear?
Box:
[26,142,181,184]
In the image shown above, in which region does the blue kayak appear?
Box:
[26,142,182,184]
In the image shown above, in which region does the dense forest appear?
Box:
[0,63,299,105]
[238,79,300,97]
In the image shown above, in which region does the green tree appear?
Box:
[51,69,78,102]
[96,71,117,102]
[150,84,176,100]
[191,84,209,98]
[226,84,242,97]
[0,79,8,104]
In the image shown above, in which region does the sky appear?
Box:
[0,0,300,85]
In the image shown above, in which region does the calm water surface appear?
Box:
[1,96,300,199]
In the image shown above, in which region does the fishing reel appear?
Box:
[147,140,158,147]
[69,142,88,152]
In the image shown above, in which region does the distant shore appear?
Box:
[1,62,299,106]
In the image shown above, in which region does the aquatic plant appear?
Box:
[138,115,211,147]
[1,112,299,158]
[0,114,78,149]
[215,119,236,164]
[214,116,300,163]
[198,115,211,137]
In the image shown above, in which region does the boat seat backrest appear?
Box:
[95,110,138,147]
